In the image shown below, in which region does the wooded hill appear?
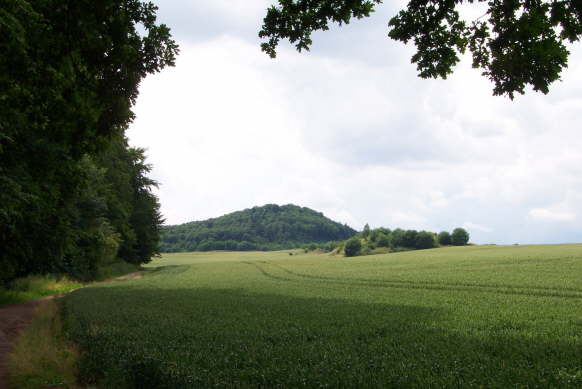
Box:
[160,204,356,252]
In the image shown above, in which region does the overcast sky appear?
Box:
[127,0,582,245]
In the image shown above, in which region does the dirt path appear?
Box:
[0,271,143,389]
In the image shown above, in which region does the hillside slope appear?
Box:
[160,204,356,252]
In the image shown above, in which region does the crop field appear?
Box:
[61,245,582,388]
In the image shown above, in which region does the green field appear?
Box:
[61,245,582,388]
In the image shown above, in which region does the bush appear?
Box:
[360,245,372,255]
[451,228,470,246]
[344,238,362,257]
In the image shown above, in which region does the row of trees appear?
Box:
[343,226,470,257]
[160,204,356,252]
[0,1,178,283]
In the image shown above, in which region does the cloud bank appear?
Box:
[127,1,582,245]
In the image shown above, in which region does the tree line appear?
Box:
[160,204,356,252]
[340,225,470,257]
[0,1,178,283]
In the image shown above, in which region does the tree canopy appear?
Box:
[451,227,470,246]
[0,0,177,283]
[259,0,582,98]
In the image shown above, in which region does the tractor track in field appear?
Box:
[246,261,582,300]
[0,271,143,389]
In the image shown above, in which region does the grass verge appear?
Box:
[0,262,140,307]
[0,276,83,306]
[8,300,80,389]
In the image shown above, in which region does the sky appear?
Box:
[126,0,582,245]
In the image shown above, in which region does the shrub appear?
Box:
[344,238,362,257]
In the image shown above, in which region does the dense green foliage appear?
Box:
[160,204,356,252]
[260,0,582,98]
[438,231,452,246]
[343,238,362,257]
[338,226,468,257]
[0,1,177,283]
[62,246,582,388]
[414,231,439,249]
[451,227,470,246]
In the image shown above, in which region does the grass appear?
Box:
[0,262,140,306]
[8,300,80,389]
[0,276,83,306]
[61,245,582,388]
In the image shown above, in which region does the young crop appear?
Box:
[62,246,582,388]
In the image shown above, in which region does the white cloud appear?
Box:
[529,209,576,222]
[463,222,493,233]
[127,3,582,245]
[429,192,448,209]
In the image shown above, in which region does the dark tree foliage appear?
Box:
[160,204,356,252]
[362,223,371,240]
[0,1,177,283]
[260,0,582,98]
[390,228,406,248]
[96,137,164,266]
[402,230,419,248]
[451,227,470,246]
[438,231,452,245]
[344,238,362,257]
[376,233,390,248]
[415,231,438,249]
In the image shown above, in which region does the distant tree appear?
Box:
[376,233,390,248]
[451,228,470,246]
[260,0,582,98]
[377,227,391,235]
[390,228,405,248]
[197,240,214,251]
[438,231,452,246]
[323,241,339,252]
[362,223,371,240]
[237,241,254,251]
[415,231,438,250]
[402,230,419,248]
[344,238,362,257]
[225,240,239,250]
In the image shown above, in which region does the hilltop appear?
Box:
[160,204,356,252]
